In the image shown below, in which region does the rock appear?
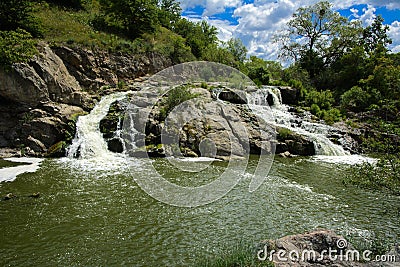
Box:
[107,138,124,153]
[3,193,17,200]
[53,46,172,91]
[259,229,378,267]
[0,44,92,109]
[279,151,294,158]
[218,89,247,104]
[28,192,40,198]
[278,86,299,105]
[27,136,47,152]
[276,127,315,156]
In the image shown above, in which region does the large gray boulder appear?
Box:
[0,45,91,109]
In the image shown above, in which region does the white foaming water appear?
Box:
[248,87,348,156]
[65,91,133,172]
[310,155,377,165]
[0,158,43,182]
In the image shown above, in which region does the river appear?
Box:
[0,154,399,266]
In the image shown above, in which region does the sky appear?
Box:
[179,0,400,64]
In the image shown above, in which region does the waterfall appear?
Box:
[67,91,131,159]
[248,87,348,156]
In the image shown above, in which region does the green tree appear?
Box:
[158,0,181,30]
[362,15,392,54]
[244,56,274,86]
[174,19,218,58]
[225,38,247,63]
[277,1,361,78]
[98,0,159,39]
[0,0,41,36]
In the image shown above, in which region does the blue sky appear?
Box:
[179,0,400,63]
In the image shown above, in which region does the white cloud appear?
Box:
[389,21,400,53]
[179,0,242,16]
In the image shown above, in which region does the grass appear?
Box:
[196,241,274,267]
[34,2,141,52]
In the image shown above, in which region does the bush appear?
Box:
[0,0,42,36]
[344,154,400,196]
[310,103,321,116]
[277,127,293,139]
[159,85,198,120]
[0,29,37,67]
[340,86,371,112]
[323,108,341,125]
[305,89,334,110]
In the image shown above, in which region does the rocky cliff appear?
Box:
[0,43,171,157]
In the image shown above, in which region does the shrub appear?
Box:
[323,108,341,125]
[340,86,371,112]
[305,89,334,110]
[0,0,42,36]
[277,127,293,139]
[159,85,198,120]
[344,154,400,196]
[310,103,321,116]
[0,29,37,67]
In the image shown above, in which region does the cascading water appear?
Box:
[64,91,134,172]
[247,87,348,156]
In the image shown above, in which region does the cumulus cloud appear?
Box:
[389,21,400,53]
[179,0,242,16]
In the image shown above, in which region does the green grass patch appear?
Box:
[34,3,141,52]
[196,241,274,267]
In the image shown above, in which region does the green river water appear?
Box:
[0,155,399,266]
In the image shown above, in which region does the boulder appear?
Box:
[107,138,124,153]
[218,89,247,104]
[278,86,299,105]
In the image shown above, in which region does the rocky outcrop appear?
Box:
[259,229,399,267]
[277,86,299,105]
[53,46,172,91]
[0,45,92,109]
[276,127,315,156]
[101,87,276,160]
[0,101,84,157]
[0,41,173,157]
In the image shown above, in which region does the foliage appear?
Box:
[201,44,237,68]
[362,15,392,54]
[0,0,42,36]
[340,86,371,112]
[277,1,362,77]
[243,56,282,86]
[45,0,84,9]
[174,19,218,58]
[158,0,181,29]
[97,0,159,39]
[344,154,400,196]
[0,29,38,67]
[159,85,199,120]
[225,38,247,63]
[143,27,195,64]
[278,128,293,139]
[305,89,334,110]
